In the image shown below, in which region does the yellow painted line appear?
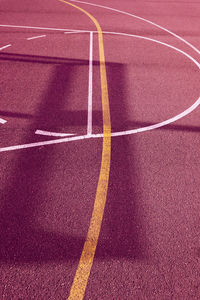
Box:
[57,1,111,299]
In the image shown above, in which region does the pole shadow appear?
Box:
[0,55,147,265]
[95,63,147,260]
[0,58,90,264]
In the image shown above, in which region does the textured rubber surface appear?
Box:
[0,0,200,299]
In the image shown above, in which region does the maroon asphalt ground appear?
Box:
[0,0,200,299]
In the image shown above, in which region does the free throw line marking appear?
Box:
[0,31,199,152]
[35,130,75,137]
[87,31,93,136]
[64,30,90,34]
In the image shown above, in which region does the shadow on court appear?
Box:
[0,58,89,264]
[0,52,103,134]
[0,54,147,265]
[95,63,147,260]
[123,119,200,133]
[0,51,199,265]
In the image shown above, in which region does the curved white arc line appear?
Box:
[1,32,200,152]
[101,31,200,69]
[70,0,200,56]
[1,90,200,152]
[1,89,199,153]
[110,96,200,137]
[0,89,199,153]
[24,28,198,69]
[35,130,75,137]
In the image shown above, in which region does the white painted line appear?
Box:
[0,31,199,152]
[1,91,200,152]
[35,130,75,137]
[87,31,93,136]
[0,118,7,124]
[0,44,11,51]
[0,24,89,33]
[0,134,90,152]
[70,0,200,56]
[110,96,200,137]
[0,84,199,152]
[64,30,90,34]
[1,2,199,56]
[1,94,200,152]
[26,35,46,40]
[100,31,200,68]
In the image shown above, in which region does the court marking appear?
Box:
[0,44,11,51]
[0,1,199,299]
[70,0,200,56]
[26,35,46,40]
[35,31,93,138]
[0,24,89,33]
[35,130,75,137]
[64,30,89,34]
[0,118,7,124]
[57,1,111,299]
[87,31,93,136]
[0,30,199,152]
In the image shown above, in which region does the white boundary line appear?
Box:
[35,130,75,137]
[34,31,93,138]
[0,135,90,152]
[110,96,200,137]
[102,31,200,68]
[26,35,46,40]
[0,31,199,152]
[0,24,89,33]
[64,30,90,34]
[87,31,93,136]
[0,44,11,51]
[70,0,200,56]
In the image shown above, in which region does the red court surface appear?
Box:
[0,0,200,299]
